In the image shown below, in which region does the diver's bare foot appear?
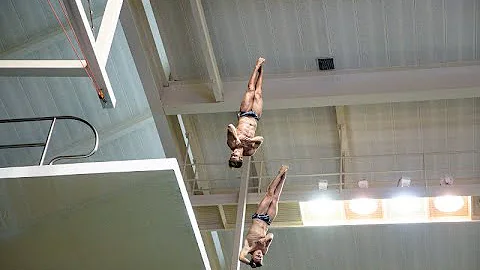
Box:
[256,57,265,67]
[279,165,289,173]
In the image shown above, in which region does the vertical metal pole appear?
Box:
[39,118,56,165]
[87,0,95,32]
[422,153,427,190]
[230,156,251,270]
[258,160,263,194]
[183,132,191,193]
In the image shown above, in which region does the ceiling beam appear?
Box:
[96,0,124,67]
[61,0,116,108]
[147,0,177,80]
[217,205,228,229]
[187,0,223,102]
[120,0,168,91]
[191,184,480,206]
[162,64,480,115]
[140,0,171,85]
[119,0,196,190]
[0,60,87,77]
[120,0,181,158]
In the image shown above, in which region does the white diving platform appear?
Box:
[0,159,211,270]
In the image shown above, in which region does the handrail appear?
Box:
[0,116,99,165]
[181,150,480,167]
[183,149,480,195]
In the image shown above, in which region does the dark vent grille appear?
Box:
[317,57,334,71]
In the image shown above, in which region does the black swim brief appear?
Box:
[252,213,271,225]
[238,111,260,121]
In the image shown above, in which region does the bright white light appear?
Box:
[434,196,464,213]
[390,196,423,214]
[300,198,343,225]
[304,198,338,215]
[349,198,378,215]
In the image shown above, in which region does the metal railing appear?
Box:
[0,116,99,165]
[183,150,480,195]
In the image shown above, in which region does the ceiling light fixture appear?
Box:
[440,175,454,186]
[397,176,411,187]
[390,195,423,214]
[349,198,378,215]
[318,180,328,191]
[433,196,464,213]
[358,179,369,189]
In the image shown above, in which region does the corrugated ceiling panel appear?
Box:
[201,0,479,79]
[0,0,107,54]
[90,119,165,162]
[183,107,339,193]
[0,0,29,52]
[202,0,255,77]
[34,43,91,143]
[150,0,207,81]
[346,99,480,187]
[356,0,388,68]
[258,107,339,192]
[0,77,48,165]
[184,98,480,192]
[182,113,243,193]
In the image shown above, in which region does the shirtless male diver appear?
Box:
[227,57,265,168]
[239,165,288,268]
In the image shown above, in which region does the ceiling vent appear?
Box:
[317,57,334,71]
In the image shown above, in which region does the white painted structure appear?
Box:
[162,63,480,115]
[0,159,211,270]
